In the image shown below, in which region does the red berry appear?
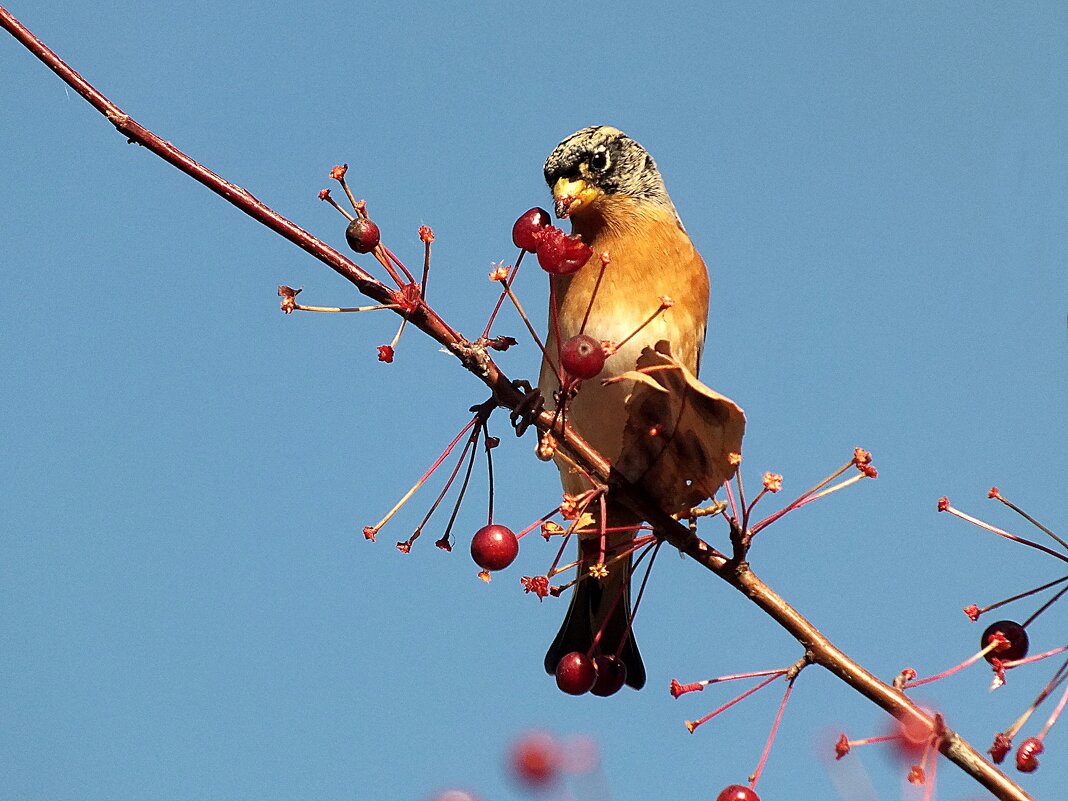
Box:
[536,226,593,275]
[715,785,759,801]
[345,217,381,253]
[981,620,1029,663]
[560,334,606,380]
[510,731,559,787]
[590,655,627,696]
[512,207,552,252]
[555,651,596,695]
[470,524,518,571]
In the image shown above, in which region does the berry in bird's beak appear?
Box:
[536,226,593,275]
[511,207,552,252]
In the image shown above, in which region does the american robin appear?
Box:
[539,126,711,691]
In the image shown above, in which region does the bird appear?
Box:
[539,126,710,691]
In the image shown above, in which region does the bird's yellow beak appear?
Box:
[553,177,602,219]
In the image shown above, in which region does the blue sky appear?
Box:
[2,2,1066,800]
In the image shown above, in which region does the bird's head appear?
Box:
[543,126,676,221]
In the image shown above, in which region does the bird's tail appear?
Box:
[543,541,646,691]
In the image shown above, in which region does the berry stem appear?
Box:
[724,481,740,526]
[736,469,749,534]
[749,456,858,533]
[673,667,792,696]
[685,672,782,734]
[1036,669,1068,739]
[1002,644,1068,669]
[748,675,797,790]
[438,421,481,548]
[289,302,400,313]
[903,640,1001,689]
[548,281,564,382]
[381,244,418,285]
[991,489,1068,551]
[334,171,360,214]
[483,420,496,525]
[320,191,355,221]
[1002,656,1068,738]
[514,507,562,542]
[940,502,1068,565]
[495,275,558,379]
[608,296,673,354]
[977,574,1068,618]
[613,540,661,658]
[578,252,609,336]
[406,423,481,549]
[420,238,432,303]
[364,415,478,538]
[589,540,656,653]
[481,252,524,339]
[1020,581,1068,628]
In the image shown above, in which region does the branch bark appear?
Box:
[0,7,1034,800]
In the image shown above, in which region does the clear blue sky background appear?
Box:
[2,3,1065,800]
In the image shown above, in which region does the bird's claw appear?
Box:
[510,380,544,437]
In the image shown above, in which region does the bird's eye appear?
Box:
[589,150,609,171]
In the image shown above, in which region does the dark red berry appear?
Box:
[512,207,552,252]
[981,620,1029,663]
[345,217,381,253]
[590,655,627,697]
[470,524,518,571]
[536,226,593,275]
[510,731,559,787]
[715,785,759,801]
[555,651,596,695]
[560,334,606,380]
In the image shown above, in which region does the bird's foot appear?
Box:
[509,380,544,437]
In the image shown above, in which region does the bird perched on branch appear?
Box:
[539,126,711,691]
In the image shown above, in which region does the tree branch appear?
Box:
[0,7,1034,800]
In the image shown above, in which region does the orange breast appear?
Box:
[538,196,710,494]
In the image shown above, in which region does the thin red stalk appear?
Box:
[611,300,670,353]
[420,239,432,302]
[438,423,481,546]
[980,575,1068,616]
[1036,673,1068,739]
[1002,644,1068,669]
[943,504,1068,565]
[736,470,749,532]
[366,416,478,535]
[408,427,480,546]
[685,673,782,733]
[992,492,1068,551]
[905,642,999,689]
[579,255,609,335]
[705,668,789,686]
[589,541,655,653]
[481,251,524,339]
[1021,582,1068,629]
[750,461,854,533]
[724,481,740,524]
[515,507,561,541]
[613,541,661,658]
[381,245,417,285]
[483,421,496,525]
[749,676,795,789]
